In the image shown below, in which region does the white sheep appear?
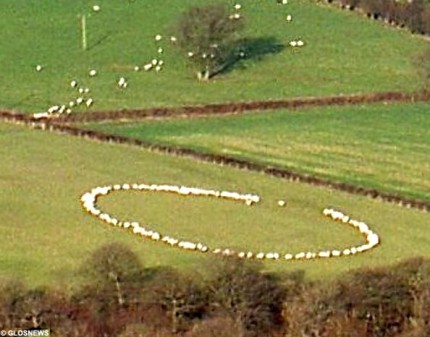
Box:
[256,252,265,259]
[331,250,341,257]
[48,105,59,114]
[151,232,161,240]
[118,77,127,87]
[284,253,293,260]
[143,63,153,71]
[318,251,331,258]
[33,112,49,119]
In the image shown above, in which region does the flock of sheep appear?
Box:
[80,182,380,261]
[32,0,304,120]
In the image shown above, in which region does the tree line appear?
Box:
[1,242,429,337]
[328,0,430,35]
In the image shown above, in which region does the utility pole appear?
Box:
[81,14,87,50]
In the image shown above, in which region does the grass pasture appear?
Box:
[0,0,427,113]
[1,0,429,292]
[86,102,430,202]
[1,121,429,289]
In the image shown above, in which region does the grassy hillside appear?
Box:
[87,102,430,202]
[0,0,426,113]
[1,121,429,290]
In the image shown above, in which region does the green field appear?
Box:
[1,121,429,289]
[0,0,426,113]
[86,101,430,202]
[1,0,429,290]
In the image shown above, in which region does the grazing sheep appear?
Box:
[256,252,265,259]
[318,251,331,258]
[143,64,153,71]
[33,112,49,119]
[331,250,341,257]
[48,105,59,114]
[284,253,293,260]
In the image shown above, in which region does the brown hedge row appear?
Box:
[1,91,429,211]
[51,90,430,123]
[1,112,429,213]
[328,0,430,35]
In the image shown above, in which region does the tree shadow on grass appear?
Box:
[214,36,285,77]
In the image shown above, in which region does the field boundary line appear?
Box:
[2,90,429,123]
[1,112,429,213]
[64,90,430,123]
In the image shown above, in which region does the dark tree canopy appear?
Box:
[207,257,285,336]
[174,2,244,80]
[78,242,144,307]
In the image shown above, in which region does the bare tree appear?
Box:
[206,257,285,337]
[143,267,209,333]
[174,2,244,80]
[78,242,144,307]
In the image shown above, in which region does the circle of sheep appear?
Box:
[80,183,380,261]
